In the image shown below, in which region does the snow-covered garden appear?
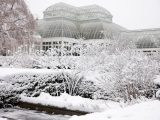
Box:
[1,0,160,119]
[0,48,160,119]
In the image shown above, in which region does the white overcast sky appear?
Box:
[26,0,160,30]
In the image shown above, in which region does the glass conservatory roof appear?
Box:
[37,2,126,39]
[38,19,79,38]
[44,2,112,17]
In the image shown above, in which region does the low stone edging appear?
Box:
[17,101,89,116]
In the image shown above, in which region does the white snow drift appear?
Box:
[69,100,160,120]
[20,92,120,113]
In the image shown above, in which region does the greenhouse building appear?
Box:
[37,2,160,55]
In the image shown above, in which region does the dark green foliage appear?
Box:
[1,72,98,99]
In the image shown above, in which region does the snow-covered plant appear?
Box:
[0,0,35,55]
[4,72,67,97]
[94,51,158,102]
[0,46,38,68]
[0,81,19,108]
[2,71,96,99]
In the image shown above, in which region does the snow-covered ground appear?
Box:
[69,100,160,120]
[0,108,70,120]
[20,92,120,113]
[0,118,7,120]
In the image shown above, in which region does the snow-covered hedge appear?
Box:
[4,72,97,97]
[0,70,98,108]
[0,81,19,108]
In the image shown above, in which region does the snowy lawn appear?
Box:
[69,100,160,120]
[0,118,7,120]
[20,92,120,113]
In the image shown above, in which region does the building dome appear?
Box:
[37,2,126,40]
[43,2,77,19]
[79,4,112,17]
[45,3,112,16]
[43,2,112,22]
[38,19,79,38]
[45,2,76,12]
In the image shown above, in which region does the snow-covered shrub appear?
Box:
[153,76,160,100]
[77,81,98,99]
[2,71,97,100]
[0,81,19,108]
[92,51,158,102]
[0,47,39,68]
[4,72,66,97]
[156,90,160,99]
[117,52,158,101]
[154,75,160,88]
[0,47,82,69]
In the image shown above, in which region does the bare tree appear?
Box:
[0,0,35,55]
